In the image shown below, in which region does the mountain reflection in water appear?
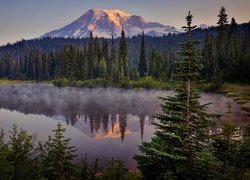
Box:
[0,84,249,169]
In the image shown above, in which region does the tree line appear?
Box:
[0,7,249,85]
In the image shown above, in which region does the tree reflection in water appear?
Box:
[0,84,249,141]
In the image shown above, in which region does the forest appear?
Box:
[0,8,250,87]
[0,7,250,180]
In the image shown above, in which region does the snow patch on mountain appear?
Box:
[42,9,183,38]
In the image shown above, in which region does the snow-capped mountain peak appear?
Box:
[198,24,209,29]
[42,9,182,38]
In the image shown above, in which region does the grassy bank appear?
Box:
[0,79,55,84]
[220,83,250,114]
[53,77,174,90]
[0,79,35,84]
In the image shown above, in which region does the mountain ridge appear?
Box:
[42,8,183,38]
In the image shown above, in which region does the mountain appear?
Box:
[198,24,210,29]
[42,9,182,38]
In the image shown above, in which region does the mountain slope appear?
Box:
[42,9,182,38]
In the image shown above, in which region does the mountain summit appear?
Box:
[42,9,181,38]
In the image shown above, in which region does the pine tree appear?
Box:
[238,125,250,178]
[42,122,77,179]
[135,12,215,179]
[119,29,128,77]
[226,17,239,81]
[99,58,108,79]
[64,44,77,80]
[149,49,157,77]
[138,31,147,77]
[212,104,241,179]
[110,35,117,80]
[83,47,89,80]
[88,32,95,79]
[94,36,101,78]
[216,6,228,79]
[102,38,110,63]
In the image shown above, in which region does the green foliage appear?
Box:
[41,122,77,179]
[0,129,13,179]
[98,158,140,180]
[0,125,41,179]
[212,120,241,179]
[135,12,216,179]
[138,31,147,77]
[99,58,108,79]
[0,123,140,180]
[128,76,169,89]
[237,125,250,179]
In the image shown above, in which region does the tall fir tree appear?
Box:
[88,32,94,79]
[138,31,147,77]
[226,17,239,81]
[216,6,228,80]
[41,122,77,179]
[135,12,216,179]
[149,49,157,78]
[119,28,129,77]
[110,35,117,80]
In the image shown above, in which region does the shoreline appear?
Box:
[0,79,249,114]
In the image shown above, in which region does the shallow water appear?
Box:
[0,83,249,169]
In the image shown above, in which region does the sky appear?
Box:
[0,0,249,45]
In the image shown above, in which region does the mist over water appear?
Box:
[0,83,249,169]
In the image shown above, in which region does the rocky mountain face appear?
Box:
[42,9,182,38]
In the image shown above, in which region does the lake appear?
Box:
[0,83,249,169]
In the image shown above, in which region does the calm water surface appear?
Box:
[0,83,249,169]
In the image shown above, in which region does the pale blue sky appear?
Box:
[0,0,249,45]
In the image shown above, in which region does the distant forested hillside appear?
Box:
[0,22,249,84]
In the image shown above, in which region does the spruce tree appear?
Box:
[102,38,110,63]
[216,6,228,80]
[99,58,108,79]
[149,49,157,78]
[238,125,250,178]
[138,31,147,77]
[111,35,117,65]
[42,122,77,179]
[226,18,239,81]
[110,35,117,80]
[65,44,77,80]
[83,47,89,80]
[119,29,128,77]
[88,32,94,79]
[135,12,215,179]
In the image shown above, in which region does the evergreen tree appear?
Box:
[216,6,228,80]
[135,12,215,179]
[88,32,95,79]
[94,36,102,78]
[238,125,250,178]
[102,38,110,63]
[42,122,77,179]
[83,47,89,80]
[226,17,239,81]
[110,35,117,79]
[240,22,250,83]
[0,125,38,180]
[149,49,157,77]
[64,44,77,80]
[119,29,128,77]
[99,58,108,79]
[138,31,147,77]
[111,35,116,65]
